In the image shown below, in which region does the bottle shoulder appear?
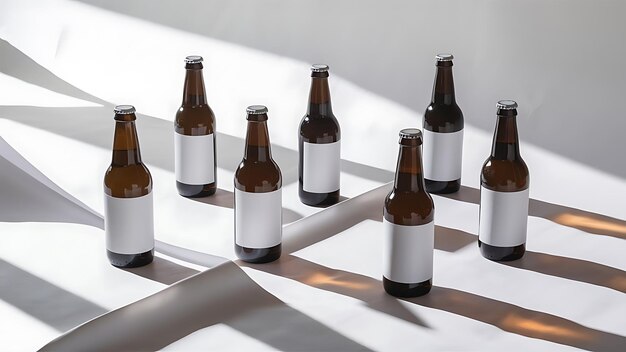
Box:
[104,163,153,197]
[384,190,434,225]
[299,114,341,142]
[481,158,530,191]
[234,159,282,192]
[175,105,216,135]
[423,103,464,132]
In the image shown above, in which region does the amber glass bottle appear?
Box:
[234,105,282,263]
[175,55,217,197]
[478,100,530,261]
[104,105,154,268]
[383,128,435,297]
[423,54,464,194]
[299,64,341,207]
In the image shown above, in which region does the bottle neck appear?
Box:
[491,111,521,160]
[244,116,272,162]
[182,68,207,106]
[307,74,333,116]
[111,120,142,166]
[431,65,456,105]
[393,144,426,193]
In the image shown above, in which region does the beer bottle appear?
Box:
[299,64,341,207]
[104,105,154,268]
[478,100,530,261]
[423,54,464,194]
[174,55,217,197]
[383,128,435,297]
[234,105,282,263]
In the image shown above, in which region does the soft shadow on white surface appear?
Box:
[40,262,372,352]
[0,258,107,332]
[74,0,626,179]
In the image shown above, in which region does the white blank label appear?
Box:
[303,141,341,193]
[104,193,154,254]
[383,219,434,284]
[479,187,529,247]
[175,132,215,185]
[422,129,463,181]
[235,188,282,248]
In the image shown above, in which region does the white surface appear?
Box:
[104,193,155,254]
[479,187,530,247]
[423,129,464,181]
[235,188,283,248]
[0,0,624,351]
[383,219,435,283]
[302,140,341,193]
[174,132,215,185]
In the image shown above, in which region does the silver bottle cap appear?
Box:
[436,53,454,62]
[185,56,203,64]
[246,105,268,114]
[311,64,329,72]
[399,128,422,139]
[114,105,136,115]
[496,100,518,110]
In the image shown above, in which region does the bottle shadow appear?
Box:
[41,261,372,352]
[122,256,201,286]
[500,250,626,293]
[242,255,626,352]
[441,186,626,240]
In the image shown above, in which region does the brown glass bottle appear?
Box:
[299,64,341,207]
[234,105,282,263]
[104,105,154,268]
[423,54,464,194]
[383,129,435,297]
[478,100,530,261]
[174,56,217,198]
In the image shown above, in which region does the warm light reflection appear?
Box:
[303,272,372,290]
[554,214,626,235]
[501,314,589,340]
[610,276,626,292]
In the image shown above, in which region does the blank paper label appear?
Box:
[105,193,154,254]
[479,187,529,247]
[175,132,215,185]
[303,141,341,193]
[383,219,434,284]
[422,129,463,181]
[235,188,282,248]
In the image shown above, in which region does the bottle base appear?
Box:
[478,241,525,261]
[383,276,432,297]
[235,243,281,264]
[107,249,154,268]
[177,181,217,198]
[425,179,460,194]
[298,188,340,207]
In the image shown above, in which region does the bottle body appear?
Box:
[423,54,464,194]
[383,129,435,297]
[478,101,529,261]
[104,106,154,268]
[175,56,217,197]
[299,65,341,207]
[234,106,282,263]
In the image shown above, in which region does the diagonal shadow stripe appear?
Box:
[500,251,626,294]
[0,39,107,105]
[441,185,626,240]
[0,258,108,332]
[39,261,372,352]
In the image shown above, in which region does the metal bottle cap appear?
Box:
[246,105,268,114]
[399,128,422,139]
[496,100,518,110]
[311,64,329,72]
[114,105,136,115]
[436,54,454,62]
[185,56,203,64]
